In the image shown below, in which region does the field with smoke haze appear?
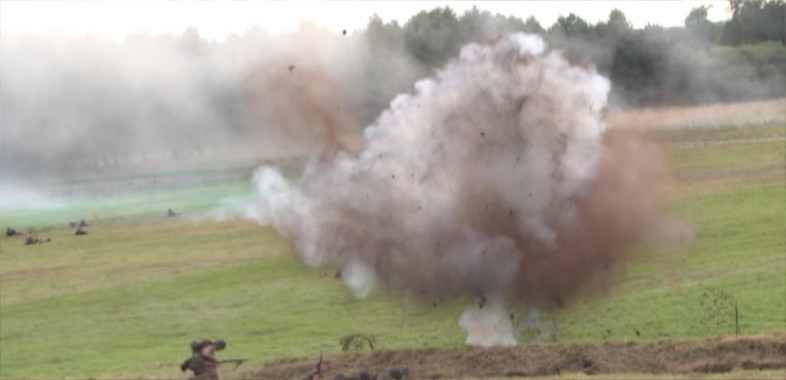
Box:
[0,111,782,379]
[1,21,784,380]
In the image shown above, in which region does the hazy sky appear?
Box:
[2,1,731,40]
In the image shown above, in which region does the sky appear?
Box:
[1,1,732,41]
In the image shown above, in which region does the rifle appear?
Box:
[305,352,323,380]
[316,351,322,376]
[220,358,247,371]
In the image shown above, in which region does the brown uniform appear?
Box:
[182,342,221,380]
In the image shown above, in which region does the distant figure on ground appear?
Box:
[181,339,226,380]
[75,227,88,236]
[388,368,409,379]
[69,219,89,228]
[168,208,181,217]
[332,371,375,380]
[6,227,21,237]
[25,234,50,245]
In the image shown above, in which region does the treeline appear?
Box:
[365,0,785,108]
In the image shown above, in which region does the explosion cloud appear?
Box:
[246,33,688,346]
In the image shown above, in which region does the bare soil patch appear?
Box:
[250,333,785,379]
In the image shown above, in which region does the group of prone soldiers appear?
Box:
[6,219,89,245]
[7,228,51,245]
[7,210,175,245]
[181,339,244,380]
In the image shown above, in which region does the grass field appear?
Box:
[0,118,784,379]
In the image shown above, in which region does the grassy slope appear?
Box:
[0,123,784,379]
[0,220,465,378]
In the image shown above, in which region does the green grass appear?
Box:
[0,221,465,379]
[547,176,785,341]
[1,123,784,379]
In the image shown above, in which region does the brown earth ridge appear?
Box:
[250,333,785,379]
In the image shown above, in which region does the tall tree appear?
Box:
[551,13,591,38]
[723,0,785,45]
[607,9,632,37]
[684,5,718,46]
[403,7,462,67]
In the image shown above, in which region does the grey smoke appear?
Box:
[0,24,415,181]
[246,33,690,345]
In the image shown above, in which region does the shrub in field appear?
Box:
[699,287,740,336]
[510,306,560,343]
[339,333,377,352]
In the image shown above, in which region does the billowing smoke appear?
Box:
[245,33,689,345]
[243,25,365,156]
[459,295,517,347]
[0,23,410,182]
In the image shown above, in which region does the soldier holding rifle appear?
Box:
[180,339,245,380]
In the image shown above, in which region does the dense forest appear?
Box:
[1,0,784,177]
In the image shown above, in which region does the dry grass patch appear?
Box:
[608,99,785,130]
[252,333,786,379]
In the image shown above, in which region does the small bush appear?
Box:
[339,334,376,352]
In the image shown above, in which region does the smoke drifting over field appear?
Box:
[1,21,689,345]
[247,33,690,345]
[0,24,404,181]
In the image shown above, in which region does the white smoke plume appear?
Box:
[247,33,687,345]
[459,295,517,347]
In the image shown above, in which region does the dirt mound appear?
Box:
[250,333,785,379]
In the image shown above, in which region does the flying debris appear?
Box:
[247,33,689,346]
